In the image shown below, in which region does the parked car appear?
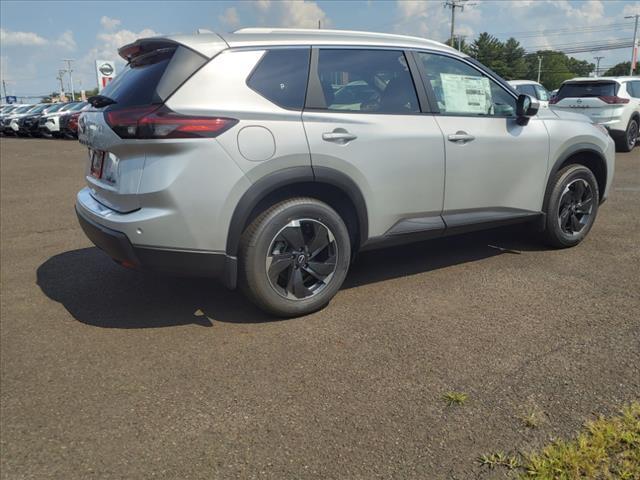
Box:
[0,105,19,134]
[550,76,640,152]
[76,28,615,317]
[2,104,35,136]
[39,102,80,137]
[17,103,52,137]
[508,80,551,109]
[59,102,89,139]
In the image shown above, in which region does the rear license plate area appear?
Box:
[89,149,105,178]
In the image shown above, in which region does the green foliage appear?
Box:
[443,391,468,406]
[465,32,595,89]
[604,61,640,76]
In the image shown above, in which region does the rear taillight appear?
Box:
[549,97,559,105]
[598,96,629,104]
[104,105,238,139]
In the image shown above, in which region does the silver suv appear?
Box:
[76,28,615,317]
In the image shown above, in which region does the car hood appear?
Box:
[548,109,591,123]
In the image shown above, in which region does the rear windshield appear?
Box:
[556,82,618,100]
[101,45,206,109]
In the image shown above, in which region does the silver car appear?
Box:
[76,28,615,317]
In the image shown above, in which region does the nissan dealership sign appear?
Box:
[95,60,116,91]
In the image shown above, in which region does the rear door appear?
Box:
[302,48,445,239]
[551,81,621,124]
[414,51,549,220]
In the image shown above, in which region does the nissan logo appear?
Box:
[99,63,114,76]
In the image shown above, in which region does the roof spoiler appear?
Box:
[118,38,178,62]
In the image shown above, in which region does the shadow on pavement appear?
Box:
[36,225,545,328]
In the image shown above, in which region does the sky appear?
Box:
[1,0,639,98]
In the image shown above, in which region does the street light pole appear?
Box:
[57,70,66,100]
[62,59,75,101]
[626,14,639,75]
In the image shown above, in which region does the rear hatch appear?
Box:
[78,38,216,213]
[550,80,624,124]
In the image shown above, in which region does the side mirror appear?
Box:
[516,94,539,125]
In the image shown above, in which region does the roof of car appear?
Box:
[162,28,460,57]
[508,80,542,86]
[563,76,637,84]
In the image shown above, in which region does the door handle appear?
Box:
[447,131,475,144]
[322,129,357,144]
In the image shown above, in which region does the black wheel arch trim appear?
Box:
[225,165,369,258]
[543,142,608,212]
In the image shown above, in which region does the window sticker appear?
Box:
[439,73,492,114]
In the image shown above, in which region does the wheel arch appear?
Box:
[226,166,369,259]
[543,143,608,213]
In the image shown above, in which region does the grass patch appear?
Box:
[521,402,640,479]
[443,391,468,406]
[477,402,640,479]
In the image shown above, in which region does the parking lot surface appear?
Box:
[1,137,638,479]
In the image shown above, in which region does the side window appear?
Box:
[247,48,310,110]
[628,81,640,98]
[312,49,420,114]
[534,85,550,101]
[516,84,536,97]
[417,52,516,117]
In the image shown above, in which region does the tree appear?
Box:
[469,33,508,77]
[523,51,594,90]
[501,37,527,79]
[604,61,639,76]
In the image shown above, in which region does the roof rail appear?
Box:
[232,27,432,43]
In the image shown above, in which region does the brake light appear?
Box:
[598,96,629,104]
[549,96,559,105]
[104,106,238,139]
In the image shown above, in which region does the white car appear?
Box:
[508,80,551,109]
[39,102,81,137]
[550,76,640,152]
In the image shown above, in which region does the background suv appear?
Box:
[550,76,640,152]
[508,80,551,109]
[76,28,615,317]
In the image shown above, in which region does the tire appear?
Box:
[614,118,638,152]
[239,197,351,317]
[542,164,599,248]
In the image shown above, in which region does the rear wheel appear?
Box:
[615,118,638,152]
[239,198,351,317]
[542,164,599,248]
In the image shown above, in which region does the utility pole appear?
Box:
[625,14,639,75]
[593,56,604,76]
[2,79,7,99]
[57,69,66,100]
[444,1,475,48]
[62,59,75,101]
[318,20,321,29]
[537,56,543,83]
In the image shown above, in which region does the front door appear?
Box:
[414,52,549,227]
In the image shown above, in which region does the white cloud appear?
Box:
[55,30,76,50]
[392,1,451,41]
[219,7,240,28]
[255,0,330,28]
[623,2,640,17]
[100,16,122,30]
[95,28,159,60]
[0,28,47,46]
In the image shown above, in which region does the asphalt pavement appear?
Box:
[1,137,638,479]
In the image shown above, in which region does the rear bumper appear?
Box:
[75,203,237,288]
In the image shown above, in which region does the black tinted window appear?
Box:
[247,49,310,110]
[101,48,175,108]
[557,82,618,100]
[313,49,419,114]
[628,81,640,98]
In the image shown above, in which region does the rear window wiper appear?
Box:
[88,95,117,108]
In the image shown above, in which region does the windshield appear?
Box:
[557,82,618,99]
[68,102,87,111]
[14,106,33,114]
[29,104,50,114]
[45,104,65,113]
[60,103,80,112]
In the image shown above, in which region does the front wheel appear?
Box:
[542,164,599,248]
[239,197,351,317]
